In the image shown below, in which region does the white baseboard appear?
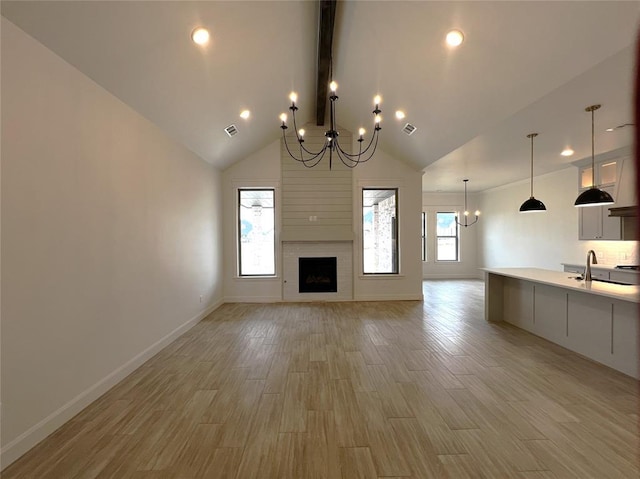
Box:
[225,295,425,303]
[422,274,482,280]
[224,295,282,303]
[0,300,222,471]
[354,293,423,301]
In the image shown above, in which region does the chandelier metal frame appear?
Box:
[455,179,480,228]
[279,59,382,169]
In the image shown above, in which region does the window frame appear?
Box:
[237,187,276,277]
[362,187,399,275]
[435,211,460,262]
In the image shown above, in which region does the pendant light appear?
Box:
[574,104,614,207]
[519,133,547,212]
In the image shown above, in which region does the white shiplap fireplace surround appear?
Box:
[281,125,355,301]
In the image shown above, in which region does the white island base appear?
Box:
[483,268,639,379]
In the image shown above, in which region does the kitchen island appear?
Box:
[483,267,639,378]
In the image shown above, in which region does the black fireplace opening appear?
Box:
[298,257,337,293]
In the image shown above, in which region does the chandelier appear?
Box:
[279,72,382,169]
[455,179,480,227]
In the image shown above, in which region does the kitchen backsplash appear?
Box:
[583,241,639,265]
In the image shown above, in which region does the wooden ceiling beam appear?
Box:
[316,0,336,126]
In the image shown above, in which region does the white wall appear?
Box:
[478,165,638,272]
[352,149,423,301]
[281,124,353,242]
[422,192,480,279]
[1,19,224,468]
[222,138,423,302]
[222,140,282,302]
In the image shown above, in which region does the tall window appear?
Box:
[363,188,398,274]
[421,211,426,262]
[238,189,275,276]
[436,212,459,261]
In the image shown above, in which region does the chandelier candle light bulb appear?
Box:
[279,77,383,168]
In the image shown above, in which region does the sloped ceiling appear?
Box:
[2,1,639,192]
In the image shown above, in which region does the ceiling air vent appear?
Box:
[607,122,634,131]
[224,124,238,137]
[402,123,417,135]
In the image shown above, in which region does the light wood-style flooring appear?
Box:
[4,280,639,478]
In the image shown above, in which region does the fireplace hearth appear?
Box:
[298,257,338,293]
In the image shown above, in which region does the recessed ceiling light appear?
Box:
[191,27,210,46]
[561,148,574,157]
[240,110,251,120]
[395,110,406,120]
[446,29,464,47]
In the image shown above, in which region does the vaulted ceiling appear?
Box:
[2,1,638,192]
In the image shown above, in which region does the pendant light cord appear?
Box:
[530,134,534,197]
[526,132,538,198]
[585,104,601,187]
[591,107,595,187]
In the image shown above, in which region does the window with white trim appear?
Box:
[238,189,275,276]
[436,211,459,261]
[362,188,398,274]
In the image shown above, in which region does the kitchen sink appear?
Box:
[570,276,633,286]
[593,278,633,286]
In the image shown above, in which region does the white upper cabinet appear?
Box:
[578,159,618,190]
[578,185,620,240]
[575,149,634,241]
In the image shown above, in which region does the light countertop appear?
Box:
[561,262,639,272]
[482,267,640,304]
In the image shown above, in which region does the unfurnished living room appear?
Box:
[2,1,639,478]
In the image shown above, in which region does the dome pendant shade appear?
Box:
[574,187,614,207]
[520,196,547,212]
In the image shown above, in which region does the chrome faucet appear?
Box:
[585,250,598,281]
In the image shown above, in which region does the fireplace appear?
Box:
[298,257,337,293]
[282,243,351,301]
